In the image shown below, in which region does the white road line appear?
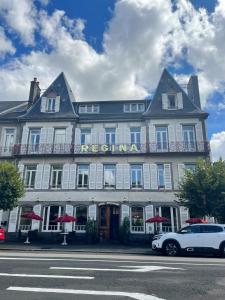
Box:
[7,286,165,300]
[50,265,184,272]
[0,273,94,280]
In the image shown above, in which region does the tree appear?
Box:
[176,159,225,222]
[0,161,25,211]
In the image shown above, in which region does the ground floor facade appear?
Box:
[0,191,190,241]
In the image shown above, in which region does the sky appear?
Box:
[0,0,225,160]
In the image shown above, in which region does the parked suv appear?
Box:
[152,224,225,256]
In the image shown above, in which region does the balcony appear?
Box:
[11,141,210,156]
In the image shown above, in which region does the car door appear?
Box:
[178,225,202,248]
[200,225,224,249]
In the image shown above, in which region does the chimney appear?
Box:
[28,77,41,108]
[187,75,201,109]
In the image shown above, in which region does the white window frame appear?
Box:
[2,127,15,155]
[42,205,64,232]
[182,125,196,151]
[24,165,37,189]
[46,98,56,113]
[157,164,165,189]
[105,128,116,145]
[167,94,178,110]
[29,128,41,153]
[130,164,143,189]
[77,165,89,188]
[74,206,88,232]
[18,205,33,232]
[79,104,99,114]
[156,126,168,151]
[123,103,145,113]
[50,165,63,189]
[130,206,145,233]
[80,128,91,145]
[104,164,116,188]
[130,127,141,146]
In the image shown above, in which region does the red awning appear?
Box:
[54,214,78,223]
[21,212,43,221]
[145,216,169,223]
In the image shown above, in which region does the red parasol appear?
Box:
[185,218,208,224]
[54,214,77,223]
[146,215,169,223]
[21,211,43,221]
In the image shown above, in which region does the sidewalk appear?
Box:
[0,241,154,255]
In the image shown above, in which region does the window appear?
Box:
[130,127,141,149]
[77,165,89,188]
[124,103,145,113]
[3,128,15,153]
[79,104,99,114]
[182,125,196,150]
[131,165,143,188]
[50,165,63,189]
[105,128,115,145]
[75,206,87,231]
[157,164,165,188]
[201,225,223,233]
[54,129,66,153]
[24,165,37,189]
[168,94,177,109]
[131,207,144,232]
[19,206,33,231]
[29,129,41,152]
[80,128,91,145]
[42,205,64,231]
[46,98,56,112]
[156,126,168,151]
[185,163,196,172]
[104,164,116,188]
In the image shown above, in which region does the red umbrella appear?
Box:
[146,216,169,223]
[21,211,43,221]
[54,214,77,223]
[185,218,208,224]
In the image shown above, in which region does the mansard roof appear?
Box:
[0,101,27,120]
[143,69,208,118]
[20,72,78,120]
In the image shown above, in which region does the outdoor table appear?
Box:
[60,232,69,245]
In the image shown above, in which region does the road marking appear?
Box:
[7,286,165,300]
[0,273,93,280]
[50,265,184,272]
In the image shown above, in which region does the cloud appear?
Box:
[0,27,15,58]
[210,131,225,161]
[0,0,37,45]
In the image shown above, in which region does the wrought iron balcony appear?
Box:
[10,141,210,156]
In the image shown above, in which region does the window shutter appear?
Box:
[62,164,70,189]
[68,164,76,189]
[35,164,44,189]
[164,164,172,190]
[149,124,156,145]
[145,205,154,233]
[116,164,123,189]
[42,164,50,189]
[65,125,73,146]
[150,164,158,189]
[74,128,81,153]
[177,92,183,109]
[116,126,123,144]
[168,124,175,145]
[121,204,130,224]
[123,164,130,189]
[8,207,19,232]
[17,164,24,179]
[143,164,150,189]
[31,204,42,230]
[88,204,97,220]
[140,126,146,148]
[65,205,74,232]
[124,125,130,144]
[91,128,98,144]
[41,97,47,112]
[0,210,3,225]
[40,128,48,153]
[96,164,103,189]
[179,206,189,228]
[89,163,96,189]
[55,96,60,112]
[21,127,29,154]
[162,93,168,109]
[178,163,185,182]
[46,128,54,153]
[195,122,204,151]
[99,128,105,145]
[176,124,183,142]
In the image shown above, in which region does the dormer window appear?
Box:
[41,95,60,113]
[162,92,183,110]
[124,103,144,113]
[79,104,99,114]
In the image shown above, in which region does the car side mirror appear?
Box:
[179,229,188,234]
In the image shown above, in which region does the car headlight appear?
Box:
[153,234,163,240]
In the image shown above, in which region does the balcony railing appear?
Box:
[10,141,210,156]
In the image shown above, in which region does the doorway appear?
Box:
[98,205,120,241]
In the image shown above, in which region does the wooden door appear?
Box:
[98,205,110,240]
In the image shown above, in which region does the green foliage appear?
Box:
[0,162,25,210]
[85,219,98,243]
[176,159,225,222]
[119,216,130,243]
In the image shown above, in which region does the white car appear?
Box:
[152,224,225,256]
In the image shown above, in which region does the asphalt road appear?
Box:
[0,251,225,300]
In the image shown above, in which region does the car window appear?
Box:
[201,225,223,233]
[190,226,201,233]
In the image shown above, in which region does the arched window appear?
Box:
[131,206,144,233]
[19,206,33,231]
[74,206,87,232]
[42,205,64,231]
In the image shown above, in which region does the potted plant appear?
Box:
[85,219,98,244]
[119,216,130,244]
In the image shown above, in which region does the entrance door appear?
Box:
[98,205,120,241]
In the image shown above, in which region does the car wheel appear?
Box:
[163,241,180,256]
[220,243,225,257]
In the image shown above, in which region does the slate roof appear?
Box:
[20,72,78,120]
[0,101,27,120]
[143,69,208,118]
